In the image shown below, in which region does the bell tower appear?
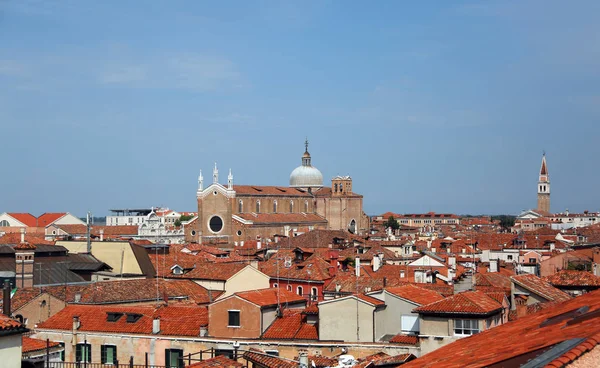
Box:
[537,153,550,214]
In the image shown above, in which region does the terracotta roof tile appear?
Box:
[0,314,24,331]
[413,290,502,315]
[235,213,327,225]
[243,349,296,368]
[234,185,312,197]
[0,233,55,246]
[37,213,66,227]
[384,284,444,305]
[357,294,386,306]
[402,289,600,368]
[389,334,419,345]
[22,336,60,353]
[14,241,37,250]
[187,355,244,368]
[38,304,207,336]
[262,309,318,340]
[6,213,37,227]
[511,274,572,303]
[543,270,600,287]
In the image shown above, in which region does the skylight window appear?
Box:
[106,313,123,322]
[126,313,142,323]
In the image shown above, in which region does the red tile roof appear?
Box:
[234,185,312,197]
[511,274,572,303]
[0,233,55,245]
[187,355,244,368]
[372,354,416,366]
[413,290,502,315]
[11,279,218,309]
[357,294,386,306]
[14,241,37,250]
[402,289,600,368]
[236,288,306,308]
[242,349,296,368]
[0,314,24,331]
[37,213,66,227]
[262,309,318,340]
[235,213,327,225]
[22,336,61,353]
[543,270,600,287]
[6,213,37,227]
[389,334,418,345]
[38,304,207,336]
[384,284,444,305]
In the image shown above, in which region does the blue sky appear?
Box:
[1,0,599,217]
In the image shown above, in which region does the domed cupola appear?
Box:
[290,139,323,188]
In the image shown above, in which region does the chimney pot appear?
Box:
[20,228,25,243]
[152,317,160,334]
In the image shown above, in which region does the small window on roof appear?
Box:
[107,313,123,322]
[126,313,142,323]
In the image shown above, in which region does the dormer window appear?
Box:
[171,265,184,275]
[126,313,142,323]
[106,313,123,322]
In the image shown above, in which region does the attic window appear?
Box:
[539,306,589,328]
[126,313,142,323]
[172,265,183,275]
[106,313,123,322]
[251,187,263,192]
[276,187,286,193]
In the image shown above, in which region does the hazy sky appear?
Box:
[1,0,599,217]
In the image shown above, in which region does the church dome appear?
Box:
[290,165,323,188]
[290,140,323,188]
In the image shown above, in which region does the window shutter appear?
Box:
[76,345,81,362]
[165,349,170,367]
[101,345,106,364]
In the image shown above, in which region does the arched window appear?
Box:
[334,183,338,192]
[348,219,357,234]
[0,220,9,227]
[273,200,278,213]
[238,200,243,213]
[287,285,292,291]
[289,201,294,213]
[297,286,303,296]
[304,201,309,213]
[256,200,261,213]
[311,287,318,297]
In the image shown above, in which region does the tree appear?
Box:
[174,220,182,227]
[383,216,400,231]
[492,215,516,231]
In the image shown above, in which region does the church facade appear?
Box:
[187,141,369,245]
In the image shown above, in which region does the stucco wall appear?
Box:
[0,333,22,368]
[369,291,419,337]
[14,292,66,328]
[209,296,262,339]
[319,298,375,342]
[57,241,143,276]
[223,267,271,297]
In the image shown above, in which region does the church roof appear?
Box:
[233,185,312,197]
[234,213,327,225]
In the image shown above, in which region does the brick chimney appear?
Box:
[14,241,36,289]
[515,295,529,319]
[329,250,338,277]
